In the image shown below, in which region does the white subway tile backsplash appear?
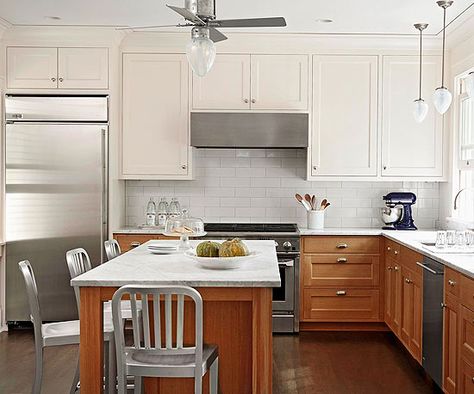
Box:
[125,149,440,228]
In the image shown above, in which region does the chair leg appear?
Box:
[69,355,80,394]
[104,341,110,393]
[116,367,127,394]
[194,374,202,394]
[108,337,117,394]
[210,356,219,394]
[32,345,43,394]
[133,376,142,394]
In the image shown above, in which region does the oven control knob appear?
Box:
[283,241,292,250]
[274,241,279,247]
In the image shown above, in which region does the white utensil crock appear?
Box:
[307,210,325,230]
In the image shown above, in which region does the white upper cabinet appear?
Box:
[311,55,378,176]
[192,54,250,110]
[7,47,109,90]
[250,54,309,110]
[191,54,309,111]
[121,53,190,179]
[381,55,443,177]
[7,47,58,89]
[58,48,108,89]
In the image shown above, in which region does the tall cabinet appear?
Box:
[121,53,191,179]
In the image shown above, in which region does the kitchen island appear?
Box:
[70,240,280,394]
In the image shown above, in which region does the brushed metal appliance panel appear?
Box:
[191,112,309,148]
[6,123,107,322]
[6,96,108,122]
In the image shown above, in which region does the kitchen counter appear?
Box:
[114,226,166,234]
[71,239,280,288]
[298,227,384,236]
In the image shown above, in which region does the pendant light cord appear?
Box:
[419,28,423,100]
[441,6,447,88]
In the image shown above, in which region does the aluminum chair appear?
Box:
[104,239,121,261]
[18,260,116,394]
[66,247,141,321]
[112,285,219,394]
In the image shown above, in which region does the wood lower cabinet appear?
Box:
[113,233,175,252]
[384,258,401,335]
[443,292,459,394]
[459,358,474,394]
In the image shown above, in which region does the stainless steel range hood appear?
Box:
[191,112,309,148]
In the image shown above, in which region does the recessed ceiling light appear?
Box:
[44,16,61,20]
[315,18,333,23]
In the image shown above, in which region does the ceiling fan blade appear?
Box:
[208,27,228,43]
[212,17,287,28]
[166,4,205,25]
[116,24,180,31]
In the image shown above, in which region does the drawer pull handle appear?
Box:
[405,278,412,284]
[394,250,399,255]
[336,290,346,296]
[387,266,392,271]
[337,243,348,249]
[387,246,391,251]
[472,377,474,383]
[130,242,141,248]
[448,279,456,287]
[337,257,347,263]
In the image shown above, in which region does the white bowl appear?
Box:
[184,250,261,270]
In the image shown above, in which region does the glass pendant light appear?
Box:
[433,1,453,115]
[413,23,429,123]
[465,72,474,98]
[186,27,216,77]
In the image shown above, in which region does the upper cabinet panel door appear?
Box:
[7,47,58,89]
[192,54,250,110]
[382,55,443,177]
[250,54,309,110]
[311,55,378,176]
[58,48,109,89]
[122,54,189,178]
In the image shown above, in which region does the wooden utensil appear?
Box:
[311,195,316,210]
[304,194,312,208]
[295,193,311,211]
[324,202,331,210]
[320,199,327,211]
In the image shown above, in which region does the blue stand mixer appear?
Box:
[382,192,417,230]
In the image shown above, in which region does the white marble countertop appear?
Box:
[298,227,384,236]
[114,226,166,234]
[71,240,281,288]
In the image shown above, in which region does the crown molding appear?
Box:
[446,4,474,47]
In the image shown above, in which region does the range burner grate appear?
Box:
[204,223,298,233]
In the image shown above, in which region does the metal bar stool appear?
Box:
[18,260,116,394]
[112,285,219,394]
[104,239,121,261]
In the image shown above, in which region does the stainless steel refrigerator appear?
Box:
[5,96,108,323]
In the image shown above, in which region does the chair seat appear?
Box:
[125,345,218,378]
[104,300,142,320]
[42,317,115,347]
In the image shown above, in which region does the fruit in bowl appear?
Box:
[196,241,221,257]
[219,238,249,257]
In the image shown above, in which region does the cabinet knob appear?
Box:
[394,266,399,271]
[383,165,387,170]
[251,99,256,104]
[387,266,393,271]
[337,257,347,263]
[405,278,412,284]
[181,165,187,170]
[244,99,249,103]
[448,279,456,287]
[313,166,317,170]
[394,250,399,255]
[51,77,56,82]
[58,77,64,82]
[336,290,346,296]
[336,243,348,249]
[441,302,447,309]
[387,246,391,251]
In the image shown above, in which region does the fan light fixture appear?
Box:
[413,23,429,123]
[465,72,474,98]
[186,27,216,77]
[433,0,453,115]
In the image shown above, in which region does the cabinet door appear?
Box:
[381,55,443,177]
[410,271,423,362]
[250,54,308,110]
[384,259,394,329]
[311,55,378,176]
[7,47,58,89]
[459,359,474,394]
[400,266,414,348]
[122,54,189,178]
[58,48,108,89]
[192,54,250,110]
[392,264,402,336]
[443,293,459,394]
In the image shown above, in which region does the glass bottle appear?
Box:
[168,198,181,219]
[157,197,169,227]
[145,198,156,227]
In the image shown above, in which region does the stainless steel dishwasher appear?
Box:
[418,257,444,388]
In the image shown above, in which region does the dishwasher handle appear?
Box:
[416,261,444,275]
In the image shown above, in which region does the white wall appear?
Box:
[125,149,440,229]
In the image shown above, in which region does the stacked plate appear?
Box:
[147,243,180,255]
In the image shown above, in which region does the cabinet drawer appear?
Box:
[446,267,461,299]
[459,359,474,394]
[303,254,379,287]
[302,236,380,254]
[114,234,156,252]
[461,275,474,311]
[399,246,423,275]
[302,288,380,322]
[384,239,401,261]
[460,305,474,366]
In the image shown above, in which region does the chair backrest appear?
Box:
[66,248,92,313]
[104,239,121,261]
[18,260,43,340]
[112,285,203,378]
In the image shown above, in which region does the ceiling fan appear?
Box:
[123,0,287,76]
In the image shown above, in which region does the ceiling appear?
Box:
[0,0,473,36]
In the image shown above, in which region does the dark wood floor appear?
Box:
[0,329,439,393]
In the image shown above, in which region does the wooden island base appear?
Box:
[80,287,273,394]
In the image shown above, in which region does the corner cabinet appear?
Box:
[121,53,191,179]
[310,55,378,176]
[7,47,108,89]
[381,55,443,177]
[191,54,309,111]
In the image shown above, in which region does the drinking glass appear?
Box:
[456,231,467,248]
[435,231,447,249]
[446,230,456,248]
[465,230,474,248]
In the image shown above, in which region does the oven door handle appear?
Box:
[278,260,294,267]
